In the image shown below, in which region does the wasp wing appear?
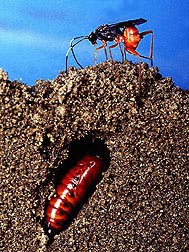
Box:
[95,24,122,41]
[115,18,147,28]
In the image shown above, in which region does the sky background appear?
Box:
[0,1,188,90]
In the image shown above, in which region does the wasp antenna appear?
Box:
[70,35,88,44]
[70,47,83,69]
[66,36,88,72]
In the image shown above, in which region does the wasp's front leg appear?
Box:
[94,40,108,64]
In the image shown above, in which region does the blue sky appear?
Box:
[0,1,188,89]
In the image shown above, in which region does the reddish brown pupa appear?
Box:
[44,154,104,238]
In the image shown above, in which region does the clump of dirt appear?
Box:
[0,61,188,252]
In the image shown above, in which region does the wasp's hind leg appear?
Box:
[140,30,154,66]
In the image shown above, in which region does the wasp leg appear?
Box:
[124,48,127,61]
[126,48,141,82]
[94,41,107,65]
[119,43,125,62]
[140,30,154,66]
[109,40,124,62]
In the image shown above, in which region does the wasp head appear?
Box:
[88,32,98,45]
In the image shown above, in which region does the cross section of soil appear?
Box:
[1,61,188,252]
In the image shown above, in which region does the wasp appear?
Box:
[65,18,154,78]
[44,154,104,239]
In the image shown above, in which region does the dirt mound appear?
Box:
[1,61,188,251]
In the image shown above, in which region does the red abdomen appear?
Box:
[45,154,103,235]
